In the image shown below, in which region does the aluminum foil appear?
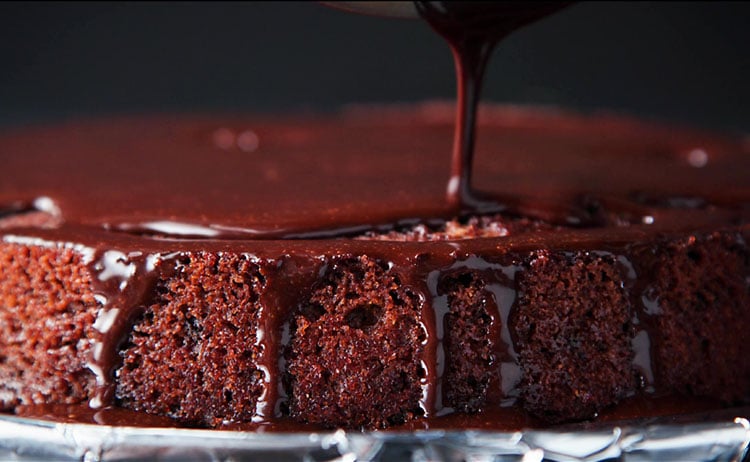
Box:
[0,415,748,462]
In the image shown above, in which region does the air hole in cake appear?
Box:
[345,303,381,330]
[184,316,202,342]
[300,302,325,322]
[121,357,139,372]
[348,264,366,280]
[388,289,405,306]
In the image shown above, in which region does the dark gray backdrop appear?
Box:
[1,2,748,132]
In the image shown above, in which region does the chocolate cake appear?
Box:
[0,105,748,430]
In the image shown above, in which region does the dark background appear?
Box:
[1,2,749,132]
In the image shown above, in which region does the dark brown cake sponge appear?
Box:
[0,242,98,410]
[441,271,497,412]
[640,231,750,402]
[287,255,426,429]
[116,252,267,427]
[513,251,636,422]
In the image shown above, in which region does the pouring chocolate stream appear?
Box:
[415,2,570,212]
[329,1,570,213]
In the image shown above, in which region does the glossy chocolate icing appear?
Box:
[1,108,746,238]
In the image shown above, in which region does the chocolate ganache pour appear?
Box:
[414,2,570,212]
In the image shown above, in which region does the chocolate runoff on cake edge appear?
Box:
[5,215,750,429]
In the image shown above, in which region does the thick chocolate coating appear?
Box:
[1,107,747,236]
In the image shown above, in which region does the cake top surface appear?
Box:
[0,105,748,239]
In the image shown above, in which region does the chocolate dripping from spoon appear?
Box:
[414,2,571,214]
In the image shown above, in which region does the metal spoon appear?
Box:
[320,2,419,19]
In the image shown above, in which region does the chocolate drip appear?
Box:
[86,250,171,408]
[415,2,571,212]
[258,255,326,419]
[7,228,744,430]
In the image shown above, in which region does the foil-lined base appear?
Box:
[0,415,748,462]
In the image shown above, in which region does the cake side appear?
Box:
[1,225,749,429]
[0,240,98,410]
[287,255,426,429]
[441,271,499,413]
[637,232,750,402]
[513,251,637,422]
[116,251,267,427]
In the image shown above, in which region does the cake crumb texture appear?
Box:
[643,232,750,402]
[0,243,98,409]
[441,271,497,412]
[287,255,425,429]
[513,251,636,422]
[116,252,266,427]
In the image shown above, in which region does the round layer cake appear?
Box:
[0,105,748,430]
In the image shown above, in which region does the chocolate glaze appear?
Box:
[1,108,750,430]
[415,2,571,210]
[1,108,747,237]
